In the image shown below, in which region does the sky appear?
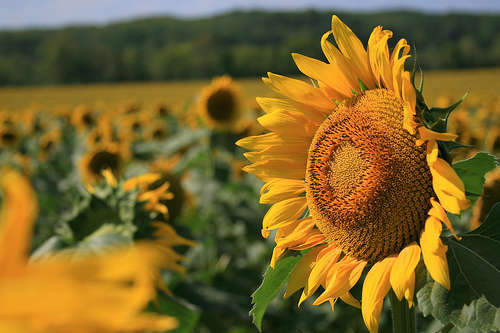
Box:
[1,0,499,29]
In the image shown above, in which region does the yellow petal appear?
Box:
[417,126,458,146]
[243,158,306,181]
[284,246,324,298]
[258,109,318,138]
[331,16,375,89]
[362,256,396,333]
[420,216,451,290]
[262,197,307,231]
[430,158,470,215]
[256,96,327,122]
[428,198,461,240]
[292,53,349,99]
[368,26,393,89]
[305,245,341,297]
[236,132,308,151]
[265,73,336,110]
[402,72,418,134]
[260,179,305,204]
[313,256,366,305]
[389,242,420,306]
[320,31,360,95]
[0,169,38,272]
[340,291,361,309]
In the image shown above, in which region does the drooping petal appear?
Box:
[362,256,396,333]
[313,256,366,305]
[284,246,325,298]
[428,198,461,239]
[430,158,470,214]
[389,242,421,307]
[420,216,451,290]
[304,245,341,298]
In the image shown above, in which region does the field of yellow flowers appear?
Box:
[0,65,499,332]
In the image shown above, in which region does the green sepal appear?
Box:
[357,78,368,93]
[422,91,469,133]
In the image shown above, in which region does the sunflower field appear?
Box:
[0,14,499,333]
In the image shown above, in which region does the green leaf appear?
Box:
[152,291,201,333]
[417,204,500,331]
[417,283,500,332]
[453,152,498,196]
[250,252,303,331]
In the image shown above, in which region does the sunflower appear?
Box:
[198,75,242,130]
[38,128,62,161]
[237,16,469,332]
[0,125,19,149]
[79,142,129,184]
[470,167,500,230]
[71,104,96,132]
[0,168,178,332]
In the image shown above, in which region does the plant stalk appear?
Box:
[389,290,416,333]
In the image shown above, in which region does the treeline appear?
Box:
[0,10,499,86]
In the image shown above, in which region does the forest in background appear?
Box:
[0,10,499,86]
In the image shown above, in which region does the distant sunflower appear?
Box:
[470,167,500,229]
[79,142,128,184]
[154,102,172,117]
[237,16,469,332]
[38,128,61,161]
[71,104,96,132]
[144,123,168,141]
[0,125,19,148]
[198,75,242,130]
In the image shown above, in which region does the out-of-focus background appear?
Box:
[1,2,499,333]
[1,0,499,107]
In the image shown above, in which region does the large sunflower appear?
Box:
[237,16,469,332]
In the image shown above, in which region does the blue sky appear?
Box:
[1,0,499,29]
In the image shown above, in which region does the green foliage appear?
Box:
[453,152,498,197]
[151,292,201,333]
[0,10,499,85]
[250,252,303,331]
[416,204,500,332]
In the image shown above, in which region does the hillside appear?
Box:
[1,10,499,85]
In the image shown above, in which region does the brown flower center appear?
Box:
[305,89,433,262]
[206,89,237,122]
[88,150,121,176]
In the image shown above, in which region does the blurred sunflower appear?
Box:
[198,75,242,130]
[237,16,469,332]
[470,167,500,229]
[154,102,172,118]
[144,123,168,142]
[0,125,19,148]
[0,169,178,332]
[71,104,96,132]
[149,156,189,222]
[38,128,62,161]
[79,142,129,184]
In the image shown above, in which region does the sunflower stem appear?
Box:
[389,290,416,333]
